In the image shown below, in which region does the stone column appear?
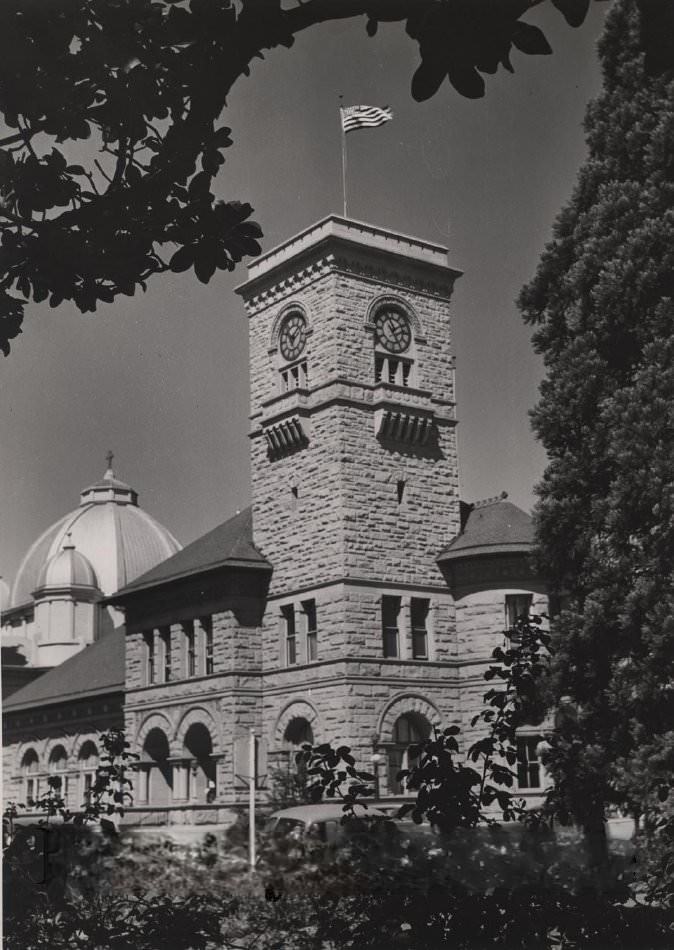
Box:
[170,759,190,801]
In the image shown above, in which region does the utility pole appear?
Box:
[248,728,257,871]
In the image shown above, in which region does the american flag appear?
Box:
[340,105,394,133]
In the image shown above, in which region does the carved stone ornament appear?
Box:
[264,416,308,456]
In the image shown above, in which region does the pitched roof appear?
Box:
[3,629,125,712]
[438,498,534,562]
[109,506,271,600]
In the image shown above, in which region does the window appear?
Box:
[303,599,318,662]
[516,736,542,789]
[505,594,533,632]
[387,713,430,795]
[203,617,214,675]
[411,598,430,660]
[83,772,94,802]
[79,741,99,805]
[184,621,196,678]
[22,749,39,803]
[48,746,68,800]
[160,627,172,682]
[382,596,401,658]
[282,605,297,665]
[144,631,156,685]
[375,355,412,387]
[280,360,308,392]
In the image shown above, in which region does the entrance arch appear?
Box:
[142,727,172,806]
[184,722,216,802]
[386,711,432,796]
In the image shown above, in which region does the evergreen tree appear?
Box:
[519,0,674,864]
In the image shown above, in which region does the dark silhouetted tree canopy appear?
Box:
[0,0,608,355]
[519,0,674,851]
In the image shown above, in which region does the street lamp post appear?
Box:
[370,732,384,801]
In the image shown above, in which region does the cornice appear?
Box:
[241,254,458,316]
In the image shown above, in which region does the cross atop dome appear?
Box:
[104,450,115,480]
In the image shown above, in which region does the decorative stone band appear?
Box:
[375,407,434,445]
[263,416,308,456]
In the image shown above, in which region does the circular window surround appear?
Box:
[269,302,313,355]
[365,295,425,344]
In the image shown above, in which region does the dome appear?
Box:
[11,463,182,607]
[35,540,99,594]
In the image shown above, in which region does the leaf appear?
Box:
[511,22,553,56]
[194,247,216,284]
[212,127,232,147]
[447,65,485,99]
[551,0,590,28]
[411,58,447,102]
[169,246,194,273]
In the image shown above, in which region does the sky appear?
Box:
[0,3,609,590]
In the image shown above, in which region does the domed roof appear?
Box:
[11,462,182,607]
[36,539,99,594]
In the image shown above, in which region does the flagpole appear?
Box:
[339,97,347,217]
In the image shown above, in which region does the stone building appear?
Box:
[2,217,548,825]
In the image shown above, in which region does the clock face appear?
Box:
[374,308,411,354]
[279,312,308,362]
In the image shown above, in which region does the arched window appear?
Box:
[78,740,99,805]
[48,744,69,801]
[184,723,216,803]
[387,712,431,795]
[284,717,314,748]
[275,717,314,800]
[21,749,40,803]
[141,728,172,806]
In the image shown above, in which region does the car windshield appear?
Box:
[270,818,305,838]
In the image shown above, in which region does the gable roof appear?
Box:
[438,498,534,562]
[108,506,271,601]
[3,629,125,712]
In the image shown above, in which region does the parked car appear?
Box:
[265,802,395,845]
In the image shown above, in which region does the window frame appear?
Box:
[381,595,401,659]
[516,735,543,790]
[184,621,196,678]
[303,599,318,662]
[374,353,413,388]
[410,597,430,660]
[202,617,214,675]
[160,626,172,683]
[144,630,156,686]
[281,604,297,666]
[505,593,533,632]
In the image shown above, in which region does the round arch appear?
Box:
[71,732,101,762]
[377,693,442,741]
[135,712,174,756]
[273,699,320,748]
[174,706,222,756]
[19,746,40,771]
[43,734,74,764]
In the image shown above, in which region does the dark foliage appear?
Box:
[298,615,550,835]
[0,0,604,354]
[518,0,674,873]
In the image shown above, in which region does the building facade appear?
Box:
[2,217,548,826]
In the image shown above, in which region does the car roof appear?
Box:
[269,802,389,822]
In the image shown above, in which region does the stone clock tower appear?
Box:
[236,216,464,782]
